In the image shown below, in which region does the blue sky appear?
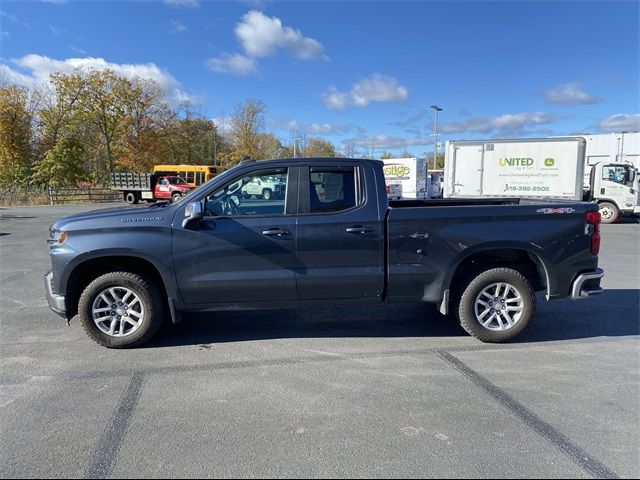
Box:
[1,0,638,156]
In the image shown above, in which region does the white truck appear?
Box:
[443,137,639,223]
[381,157,428,199]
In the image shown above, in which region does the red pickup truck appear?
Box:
[111,172,192,204]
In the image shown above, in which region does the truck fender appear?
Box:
[440,241,551,312]
[61,248,186,313]
[596,197,624,210]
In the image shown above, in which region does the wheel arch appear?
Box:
[597,198,623,210]
[64,255,171,320]
[443,244,550,308]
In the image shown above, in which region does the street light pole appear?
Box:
[430,105,442,170]
[293,131,302,157]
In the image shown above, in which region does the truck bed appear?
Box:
[385,198,598,304]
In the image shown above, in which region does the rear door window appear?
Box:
[309,168,359,213]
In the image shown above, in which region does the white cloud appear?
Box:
[235,10,327,60]
[441,112,560,135]
[0,54,194,105]
[170,20,188,33]
[49,25,63,35]
[41,0,68,4]
[205,53,258,76]
[0,30,8,38]
[597,114,640,132]
[0,10,18,22]
[207,10,327,77]
[545,82,601,105]
[322,74,409,110]
[270,118,363,136]
[163,0,200,7]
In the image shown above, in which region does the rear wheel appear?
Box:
[599,201,619,224]
[456,267,535,343]
[124,192,139,204]
[77,271,164,348]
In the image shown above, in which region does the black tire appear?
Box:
[599,201,619,224]
[171,192,181,203]
[262,188,272,201]
[456,267,535,343]
[77,271,164,348]
[124,192,139,204]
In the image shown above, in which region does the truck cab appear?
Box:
[587,162,640,223]
[154,176,192,202]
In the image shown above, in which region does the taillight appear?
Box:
[586,211,600,225]
[586,211,601,255]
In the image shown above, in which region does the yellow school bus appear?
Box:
[152,165,220,187]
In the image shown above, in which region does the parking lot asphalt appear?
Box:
[1,204,638,479]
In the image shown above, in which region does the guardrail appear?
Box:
[48,187,121,205]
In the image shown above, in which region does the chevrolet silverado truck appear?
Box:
[45,158,604,348]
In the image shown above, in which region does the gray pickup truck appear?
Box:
[45,158,604,348]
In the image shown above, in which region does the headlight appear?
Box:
[48,229,67,245]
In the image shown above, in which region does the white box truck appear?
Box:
[381,158,428,199]
[444,137,639,223]
[444,137,586,199]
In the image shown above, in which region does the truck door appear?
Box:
[172,166,298,305]
[596,163,637,211]
[295,164,384,301]
[155,177,171,199]
[452,145,483,196]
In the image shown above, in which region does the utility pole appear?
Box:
[293,131,302,157]
[430,105,442,170]
[212,124,217,167]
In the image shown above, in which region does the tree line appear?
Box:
[0,68,442,190]
[0,69,344,189]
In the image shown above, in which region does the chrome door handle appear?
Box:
[345,226,374,234]
[262,228,289,236]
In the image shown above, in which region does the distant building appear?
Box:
[564,132,639,169]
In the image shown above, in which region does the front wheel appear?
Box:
[77,271,164,348]
[171,192,181,203]
[456,267,535,343]
[599,201,619,224]
[262,188,272,201]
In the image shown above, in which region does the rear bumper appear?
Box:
[44,270,67,318]
[570,268,604,300]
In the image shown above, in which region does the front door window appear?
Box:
[204,168,288,217]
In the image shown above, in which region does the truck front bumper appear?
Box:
[570,268,604,299]
[44,270,67,318]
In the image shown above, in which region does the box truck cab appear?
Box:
[586,162,640,223]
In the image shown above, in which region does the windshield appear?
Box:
[602,164,635,189]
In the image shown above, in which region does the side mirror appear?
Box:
[182,201,203,230]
